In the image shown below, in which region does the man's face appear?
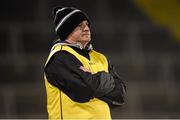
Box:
[68,20,91,44]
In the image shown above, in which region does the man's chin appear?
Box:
[81,38,91,42]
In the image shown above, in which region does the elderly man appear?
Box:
[44,6,126,119]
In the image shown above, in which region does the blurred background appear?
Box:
[0,0,180,119]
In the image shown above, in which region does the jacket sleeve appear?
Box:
[44,51,115,103]
[97,60,127,108]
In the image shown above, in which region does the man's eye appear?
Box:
[78,24,82,27]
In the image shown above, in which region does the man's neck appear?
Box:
[65,39,76,44]
[65,39,88,49]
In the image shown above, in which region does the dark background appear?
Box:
[0,0,180,118]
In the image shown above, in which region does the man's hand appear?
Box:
[80,66,92,73]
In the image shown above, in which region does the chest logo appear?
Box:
[89,62,95,65]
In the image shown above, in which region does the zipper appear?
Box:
[60,91,63,119]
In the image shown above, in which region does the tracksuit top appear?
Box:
[44,44,111,119]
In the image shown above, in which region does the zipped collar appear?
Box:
[52,39,93,52]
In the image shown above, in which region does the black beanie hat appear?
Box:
[52,6,90,40]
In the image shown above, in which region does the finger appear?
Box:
[80,66,91,72]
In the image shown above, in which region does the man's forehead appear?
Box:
[79,20,88,25]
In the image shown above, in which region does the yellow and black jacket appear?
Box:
[44,41,126,119]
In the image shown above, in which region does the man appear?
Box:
[44,6,126,119]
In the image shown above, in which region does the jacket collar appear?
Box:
[53,39,93,51]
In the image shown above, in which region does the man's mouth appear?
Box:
[82,34,90,36]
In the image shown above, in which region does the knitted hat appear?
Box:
[52,6,90,40]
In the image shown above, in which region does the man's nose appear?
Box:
[83,25,90,31]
